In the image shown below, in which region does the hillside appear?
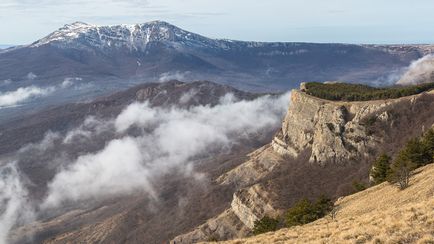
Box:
[219,163,434,244]
[4,82,434,243]
[3,81,284,244]
[171,84,434,243]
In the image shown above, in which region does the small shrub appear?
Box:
[370,153,391,185]
[422,129,434,158]
[252,216,279,235]
[352,180,367,192]
[206,235,219,242]
[285,198,316,227]
[329,205,340,220]
[365,116,377,127]
[388,152,417,189]
[285,196,333,227]
[326,123,335,132]
[314,195,334,216]
[401,138,432,167]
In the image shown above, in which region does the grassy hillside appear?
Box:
[217,163,434,244]
[303,82,434,101]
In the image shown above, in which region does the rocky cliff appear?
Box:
[273,87,398,165]
[172,84,434,243]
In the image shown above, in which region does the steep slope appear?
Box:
[172,85,434,243]
[220,163,434,244]
[3,80,284,244]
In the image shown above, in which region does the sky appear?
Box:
[1,0,434,45]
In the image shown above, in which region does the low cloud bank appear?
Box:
[159,71,191,82]
[0,90,291,241]
[26,72,37,80]
[42,137,157,208]
[396,54,434,85]
[60,77,82,88]
[43,92,291,208]
[0,77,82,108]
[0,163,34,244]
[0,86,55,108]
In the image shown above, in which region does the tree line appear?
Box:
[303,82,434,101]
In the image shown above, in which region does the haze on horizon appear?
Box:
[1,0,434,45]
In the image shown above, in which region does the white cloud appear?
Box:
[63,116,109,144]
[0,77,84,109]
[396,54,434,85]
[0,163,34,244]
[18,131,60,154]
[42,137,157,208]
[26,72,37,80]
[42,92,291,209]
[159,71,191,82]
[60,77,82,88]
[178,88,198,104]
[0,90,291,240]
[0,85,55,108]
[114,102,156,133]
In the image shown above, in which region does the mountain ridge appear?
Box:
[1,20,430,92]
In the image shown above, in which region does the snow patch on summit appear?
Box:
[30,21,224,51]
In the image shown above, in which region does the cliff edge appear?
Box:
[172,84,434,243]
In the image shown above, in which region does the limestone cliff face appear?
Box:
[272,89,404,165]
[171,184,278,243]
[230,184,279,229]
[170,209,250,243]
[217,145,282,188]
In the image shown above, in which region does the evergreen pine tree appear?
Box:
[370,153,391,185]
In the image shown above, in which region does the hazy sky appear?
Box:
[1,0,434,45]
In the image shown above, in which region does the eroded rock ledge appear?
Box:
[171,184,278,243]
[273,88,405,165]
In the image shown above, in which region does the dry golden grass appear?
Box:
[218,164,434,244]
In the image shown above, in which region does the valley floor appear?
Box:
[218,164,434,244]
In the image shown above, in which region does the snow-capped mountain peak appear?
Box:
[31,20,217,51]
[64,21,93,29]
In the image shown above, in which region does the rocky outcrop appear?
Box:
[170,209,250,243]
[171,184,278,243]
[230,184,279,229]
[217,145,282,188]
[273,88,409,165]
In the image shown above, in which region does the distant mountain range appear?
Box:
[0,21,433,123]
[1,21,433,92]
